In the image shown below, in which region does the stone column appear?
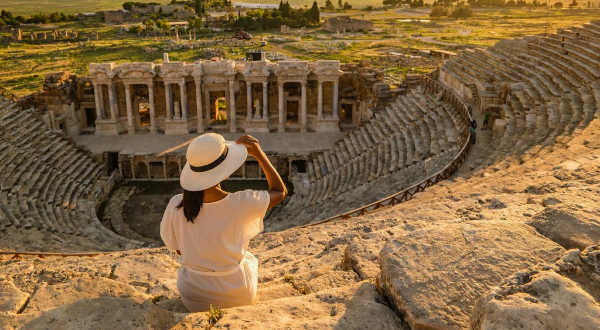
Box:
[125,83,134,134]
[246,82,253,121]
[262,81,268,120]
[317,80,323,120]
[108,82,118,121]
[301,81,307,133]
[130,159,136,179]
[195,80,203,132]
[147,82,157,134]
[278,81,285,132]
[165,83,172,119]
[204,88,210,122]
[333,79,339,119]
[228,79,236,133]
[174,101,181,120]
[93,83,103,120]
[179,81,188,120]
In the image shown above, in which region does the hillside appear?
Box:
[1,117,598,329]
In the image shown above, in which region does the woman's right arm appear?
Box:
[160,196,180,251]
[236,135,288,209]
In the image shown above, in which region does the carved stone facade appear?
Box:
[88,58,353,135]
[22,59,387,139]
[116,152,301,181]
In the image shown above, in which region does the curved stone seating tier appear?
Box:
[267,87,462,230]
[443,29,599,174]
[0,98,138,250]
[546,35,600,68]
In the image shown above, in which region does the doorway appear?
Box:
[138,102,151,127]
[85,108,96,128]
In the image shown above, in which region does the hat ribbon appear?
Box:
[190,145,229,173]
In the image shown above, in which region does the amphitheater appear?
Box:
[1,21,600,330]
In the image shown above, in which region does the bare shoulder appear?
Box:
[230,189,269,202]
[168,194,183,207]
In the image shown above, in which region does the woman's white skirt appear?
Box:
[177,251,259,312]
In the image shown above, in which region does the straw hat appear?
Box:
[180,133,247,191]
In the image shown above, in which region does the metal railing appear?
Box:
[300,75,472,228]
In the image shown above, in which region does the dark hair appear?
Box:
[177,190,204,223]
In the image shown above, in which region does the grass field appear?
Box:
[2,0,377,15]
[1,8,599,96]
[0,0,170,15]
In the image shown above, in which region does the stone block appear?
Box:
[164,119,192,135]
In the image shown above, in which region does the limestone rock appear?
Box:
[342,237,382,280]
[174,282,405,330]
[111,252,180,298]
[528,207,600,250]
[24,277,149,313]
[541,197,561,207]
[378,220,564,330]
[472,271,600,330]
[472,246,600,330]
[16,297,176,330]
[0,278,29,313]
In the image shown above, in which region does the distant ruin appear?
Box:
[324,16,374,33]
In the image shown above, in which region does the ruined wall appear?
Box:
[324,16,374,33]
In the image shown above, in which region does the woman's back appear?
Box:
[160,133,287,312]
[161,190,270,272]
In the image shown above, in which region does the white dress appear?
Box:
[160,189,270,312]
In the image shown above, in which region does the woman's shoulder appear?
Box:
[230,189,269,203]
[167,194,183,208]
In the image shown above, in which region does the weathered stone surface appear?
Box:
[25,277,148,313]
[528,207,600,250]
[111,252,180,298]
[0,277,29,313]
[472,271,600,330]
[378,220,564,330]
[174,282,405,330]
[17,297,176,330]
[472,246,600,330]
[342,236,382,280]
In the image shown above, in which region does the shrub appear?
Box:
[430,6,449,17]
[450,3,473,18]
[324,0,335,10]
[207,305,224,328]
[554,1,563,7]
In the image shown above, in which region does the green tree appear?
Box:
[338,0,343,8]
[194,0,206,15]
[324,0,335,9]
[143,18,155,32]
[308,1,320,23]
[279,1,291,16]
[156,19,170,34]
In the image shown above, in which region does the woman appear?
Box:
[160,133,287,312]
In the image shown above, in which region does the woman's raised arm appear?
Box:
[236,135,287,209]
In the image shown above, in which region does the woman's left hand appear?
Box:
[236,135,262,157]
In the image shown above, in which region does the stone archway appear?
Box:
[166,162,180,178]
[135,162,148,178]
